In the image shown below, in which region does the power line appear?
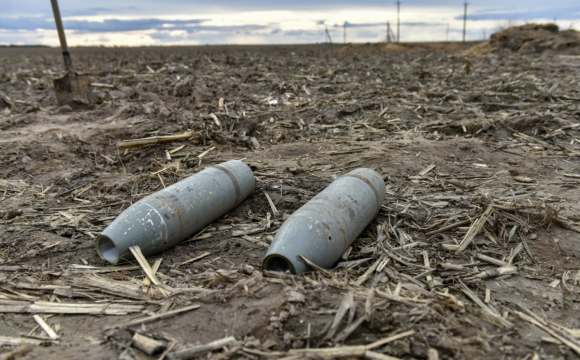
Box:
[462,2,468,43]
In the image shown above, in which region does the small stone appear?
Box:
[193,86,212,105]
[158,107,171,119]
[530,234,537,240]
[2,209,22,220]
[173,75,194,97]
[267,321,282,331]
[427,348,439,360]
[392,340,411,356]
[287,290,305,303]
[292,340,304,349]
[278,310,289,322]
[283,332,294,344]
[57,105,73,113]
[239,264,256,275]
[261,339,277,349]
[245,339,260,348]
[108,328,133,343]
[21,155,32,163]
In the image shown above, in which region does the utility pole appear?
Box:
[344,21,346,44]
[396,1,400,42]
[446,23,449,41]
[325,27,333,44]
[387,21,394,42]
[462,2,468,43]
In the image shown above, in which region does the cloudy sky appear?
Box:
[1,0,578,46]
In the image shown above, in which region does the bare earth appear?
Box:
[1,43,580,360]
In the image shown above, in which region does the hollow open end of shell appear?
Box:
[263,254,296,274]
[95,235,119,264]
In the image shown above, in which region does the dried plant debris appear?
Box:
[1,38,580,359]
[464,23,580,57]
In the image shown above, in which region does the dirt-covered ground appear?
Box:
[1,42,580,360]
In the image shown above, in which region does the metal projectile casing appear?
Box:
[263,168,385,274]
[96,160,254,264]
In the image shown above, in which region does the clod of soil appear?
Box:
[464,23,580,56]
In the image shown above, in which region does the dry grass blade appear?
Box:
[264,192,280,217]
[117,131,194,149]
[459,282,513,329]
[466,265,517,280]
[289,330,415,358]
[104,304,200,330]
[506,243,523,265]
[197,146,216,159]
[0,301,144,315]
[74,274,146,300]
[143,258,163,292]
[158,341,177,360]
[365,351,404,360]
[425,219,471,237]
[166,336,237,360]
[354,255,386,286]
[374,290,417,307]
[242,348,288,358]
[299,254,333,277]
[69,264,141,273]
[516,311,580,356]
[33,315,59,339]
[178,252,210,266]
[475,253,507,267]
[322,290,354,342]
[457,206,493,254]
[0,337,45,346]
[129,246,165,290]
[333,288,376,344]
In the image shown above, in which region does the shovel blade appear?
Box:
[53,71,94,109]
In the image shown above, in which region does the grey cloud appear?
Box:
[182,24,270,33]
[283,29,324,37]
[3,0,580,19]
[148,24,273,40]
[335,22,383,28]
[0,17,208,32]
[460,7,580,21]
[334,21,446,28]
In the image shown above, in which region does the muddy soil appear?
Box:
[1,44,580,360]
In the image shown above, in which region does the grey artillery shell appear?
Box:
[96,160,254,264]
[263,168,385,274]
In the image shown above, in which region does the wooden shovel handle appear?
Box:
[50,0,73,71]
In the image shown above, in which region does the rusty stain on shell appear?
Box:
[263,168,385,274]
[95,160,254,264]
